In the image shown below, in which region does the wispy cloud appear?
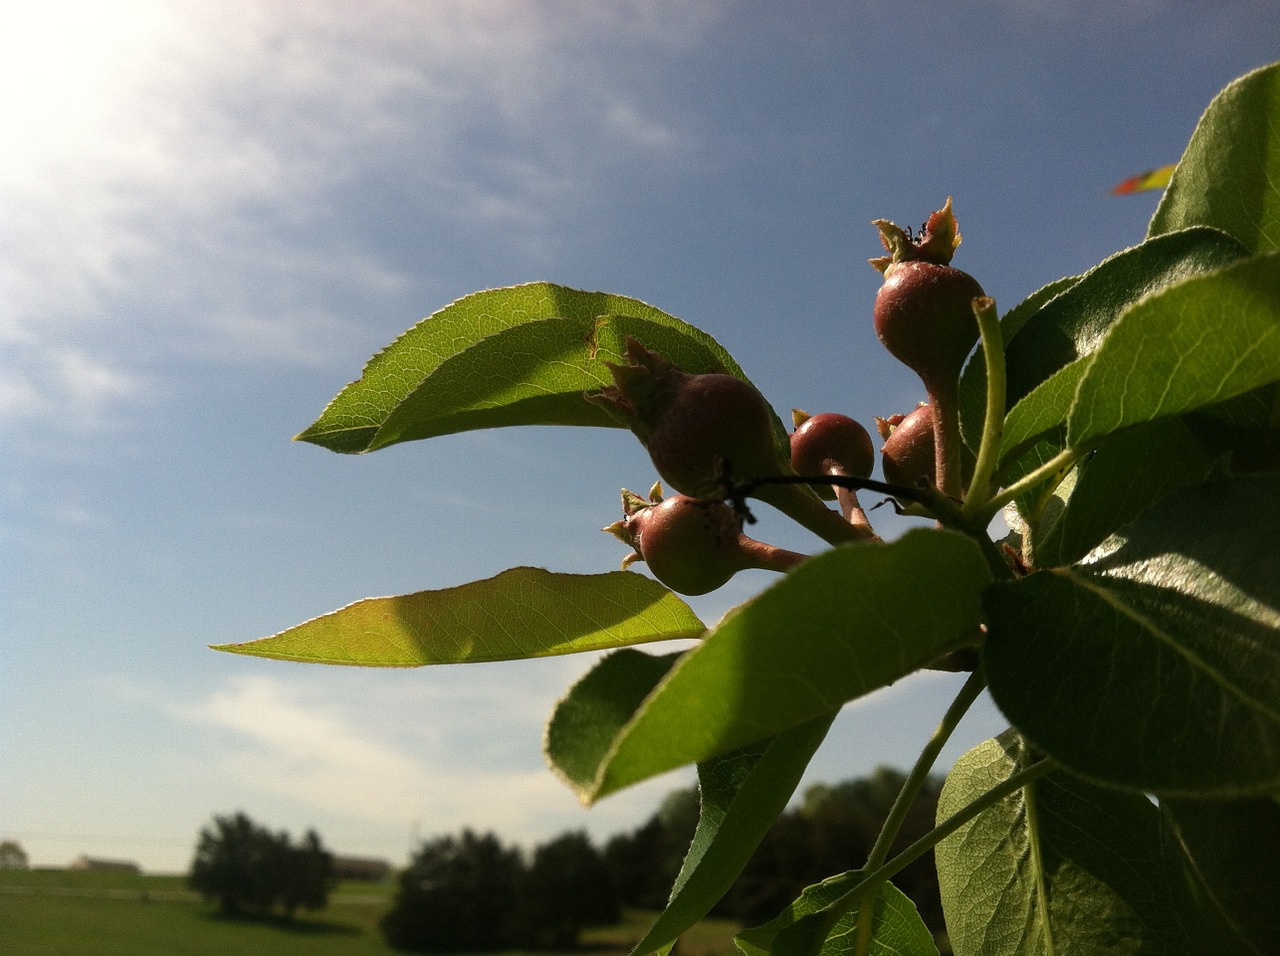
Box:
[1,1,722,431]
[168,670,672,843]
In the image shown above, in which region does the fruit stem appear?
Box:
[834,485,878,538]
[755,482,877,546]
[926,376,964,499]
[737,537,809,573]
[962,296,1004,519]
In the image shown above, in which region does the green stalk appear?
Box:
[978,446,1080,523]
[864,756,1056,887]
[851,670,987,956]
[814,757,1057,954]
[962,297,1005,519]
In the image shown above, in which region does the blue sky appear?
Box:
[3,1,1276,873]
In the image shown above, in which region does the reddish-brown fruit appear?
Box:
[608,492,805,595]
[873,261,985,392]
[880,404,937,488]
[620,495,750,595]
[594,339,787,498]
[790,413,875,501]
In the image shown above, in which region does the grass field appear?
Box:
[0,871,738,956]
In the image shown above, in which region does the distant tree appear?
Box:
[603,785,700,909]
[188,812,334,920]
[521,831,619,948]
[381,829,524,952]
[721,767,946,932]
[0,840,29,869]
[275,828,336,919]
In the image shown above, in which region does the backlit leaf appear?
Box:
[629,714,836,956]
[737,871,938,956]
[573,529,991,802]
[213,569,704,666]
[1150,60,1280,253]
[935,731,1192,956]
[297,283,754,453]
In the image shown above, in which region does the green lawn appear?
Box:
[0,872,738,956]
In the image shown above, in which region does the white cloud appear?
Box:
[169,669,674,845]
[0,0,722,431]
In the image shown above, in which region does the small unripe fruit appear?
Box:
[593,339,787,499]
[873,261,985,391]
[869,199,985,496]
[879,404,975,489]
[606,489,805,595]
[880,404,936,487]
[790,412,875,500]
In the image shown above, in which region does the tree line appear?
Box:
[189,765,943,950]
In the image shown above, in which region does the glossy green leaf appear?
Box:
[213,569,704,666]
[545,648,683,792]
[1029,416,1216,568]
[630,713,836,956]
[1150,60,1280,253]
[572,529,991,803]
[1002,227,1246,408]
[959,274,1082,453]
[984,476,1280,795]
[1067,251,1280,449]
[998,356,1089,460]
[1162,795,1280,955]
[737,871,938,956]
[935,731,1192,956]
[297,283,753,453]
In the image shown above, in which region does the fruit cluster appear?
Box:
[604,200,989,595]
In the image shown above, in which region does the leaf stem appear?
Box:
[978,446,1080,523]
[866,756,1056,887]
[962,297,1005,520]
[810,757,1057,955]
[852,670,987,956]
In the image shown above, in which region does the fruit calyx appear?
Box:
[605,485,805,595]
[869,196,962,272]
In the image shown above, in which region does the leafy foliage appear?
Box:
[229,62,1280,956]
[379,828,620,953]
[188,813,335,920]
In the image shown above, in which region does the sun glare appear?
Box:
[0,1,167,150]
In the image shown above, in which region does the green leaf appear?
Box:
[998,356,1090,460]
[1002,227,1246,408]
[1067,251,1280,449]
[959,274,1082,453]
[629,714,836,956]
[935,731,1193,956]
[984,475,1280,795]
[213,569,704,666]
[1150,61,1280,253]
[1162,795,1280,955]
[1028,416,1216,568]
[737,871,938,956]
[296,283,754,453]
[574,529,991,803]
[544,648,684,793]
